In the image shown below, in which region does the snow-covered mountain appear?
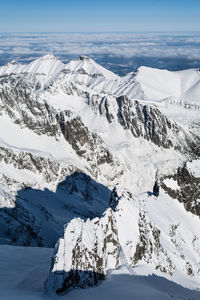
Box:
[46,182,200,294]
[0,54,200,298]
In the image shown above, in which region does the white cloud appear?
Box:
[0,32,200,72]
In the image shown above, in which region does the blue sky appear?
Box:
[0,0,200,32]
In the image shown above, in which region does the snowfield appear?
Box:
[0,245,200,300]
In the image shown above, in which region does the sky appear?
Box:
[0,0,200,32]
[0,1,200,74]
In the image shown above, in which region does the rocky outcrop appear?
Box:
[0,84,59,136]
[162,163,200,216]
[116,96,199,154]
[57,111,113,166]
[45,206,120,294]
[46,184,200,294]
[1,55,200,294]
[117,96,173,148]
[0,146,61,183]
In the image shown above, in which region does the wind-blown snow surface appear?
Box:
[1,54,200,298]
[119,66,200,102]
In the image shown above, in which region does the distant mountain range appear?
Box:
[0,54,200,298]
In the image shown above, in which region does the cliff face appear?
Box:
[1,55,200,295]
[162,162,200,216]
[46,182,200,294]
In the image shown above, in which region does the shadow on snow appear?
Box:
[45,269,200,299]
[0,171,111,247]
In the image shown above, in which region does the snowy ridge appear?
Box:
[0,54,200,297]
[0,54,65,89]
[46,184,200,294]
[0,54,64,77]
[115,66,200,103]
[1,54,200,111]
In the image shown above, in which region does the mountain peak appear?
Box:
[79,55,91,61]
[23,54,64,80]
[8,60,19,66]
[39,53,58,61]
[65,55,119,82]
[1,54,200,299]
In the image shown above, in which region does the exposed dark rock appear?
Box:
[99,97,114,123]
[162,165,200,216]
[133,211,175,275]
[0,146,60,182]
[57,111,114,165]
[116,96,174,148]
[109,184,122,211]
[0,84,59,136]
[55,270,105,294]
[153,180,160,197]
[45,206,120,294]
[116,96,200,156]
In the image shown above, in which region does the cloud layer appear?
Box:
[0,32,200,75]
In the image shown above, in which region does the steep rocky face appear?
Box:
[0,55,199,169]
[132,210,175,274]
[117,96,173,148]
[116,96,200,154]
[0,146,60,183]
[0,84,59,136]
[162,162,200,216]
[1,55,200,295]
[45,186,129,293]
[57,111,114,166]
[45,203,120,294]
[1,55,195,158]
[46,184,200,294]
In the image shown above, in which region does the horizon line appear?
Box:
[1,30,200,34]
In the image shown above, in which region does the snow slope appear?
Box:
[116,66,200,103]
[0,54,64,88]
[0,245,200,300]
[0,54,200,297]
[46,184,200,294]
